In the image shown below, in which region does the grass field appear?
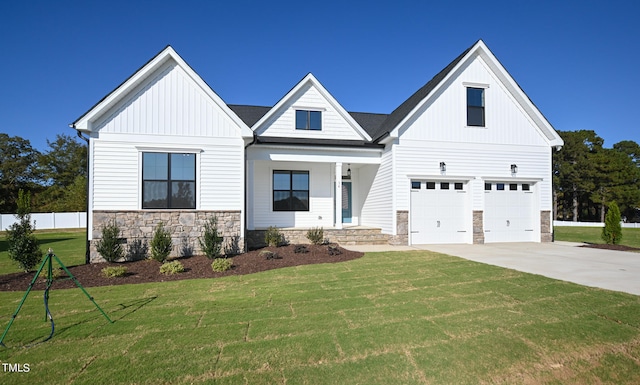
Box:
[554,226,640,248]
[1,247,639,384]
[0,229,86,275]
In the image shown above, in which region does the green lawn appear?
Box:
[1,249,639,384]
[555,226,640,248]
[0,229,86,275]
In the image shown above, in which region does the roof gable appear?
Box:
[378,40,563,147]
[71,46,252,138]
[251,73,372,141]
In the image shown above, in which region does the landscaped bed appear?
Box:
[0,244,363,292]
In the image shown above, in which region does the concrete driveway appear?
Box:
[415,242,640,296]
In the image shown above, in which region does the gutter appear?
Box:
[243,132,257,251]
[74,128,91,264]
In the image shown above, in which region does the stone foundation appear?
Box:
[389,210,408,245]
[246,227,389,249]
[540,210,552,242]
[473,211,484,244]
[90,210,243,263]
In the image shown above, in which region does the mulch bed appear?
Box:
[580,243,640,252]
[0,244,363,292]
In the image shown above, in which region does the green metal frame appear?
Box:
[0,250,112,347]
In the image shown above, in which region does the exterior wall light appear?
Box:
[440,162,446,172]
[511,164,518,174]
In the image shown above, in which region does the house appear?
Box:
[71,40,563,262]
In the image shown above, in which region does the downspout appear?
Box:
[243,132,257,251]
[75,129,91,264]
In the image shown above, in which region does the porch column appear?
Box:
[335,162,343,229]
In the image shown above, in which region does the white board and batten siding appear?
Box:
[257,83,364,141]
[392,52,554,244]
[89,57,246,216]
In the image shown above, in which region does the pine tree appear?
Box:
[6,190,43,271]
[602,202,623,245]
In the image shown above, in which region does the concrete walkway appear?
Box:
[345,242,640,295]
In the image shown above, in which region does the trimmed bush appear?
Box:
[260,250,281,260]
[199,216,224,259]
[160,260,184,275]
[126,239,148,261]
[294,245,309,254]
[264,226,284,247]
[150,222,172,263]
[96,220,124,262]
[211,258,233,272]
[102,266,128,278]
[602,202,623,244]
[6,189,43,272]
[306,227,324,245]
[39,267,65,280]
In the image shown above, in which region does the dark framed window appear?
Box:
[510,183,518,191]
[295,110,322,130]
[467,87,485,127]
[454,182,463,190]
[273,170,309,211]
[411,181,421,189]
[426,182,436,190]
[522,184,531,191]
[143,152,196,209]
[496,183,505,191]
[484,183,492,191]
[441,182,450,190]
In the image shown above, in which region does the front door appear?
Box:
[342,182,352,223]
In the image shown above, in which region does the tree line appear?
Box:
[0,133,87,214]
[1,130,639,222]
[554,130,640,222]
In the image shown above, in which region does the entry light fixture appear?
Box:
[345,164,351,179]
[511,164,518,174]
[440,162,446,172]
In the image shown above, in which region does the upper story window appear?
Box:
[295,110,322,130]
[467,87,485,127]
[142,152,196,209]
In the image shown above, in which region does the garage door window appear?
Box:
[454,183,463,190]
[496,183,505,191]
[522,184,530,191]
[441,182,449,190]
[510,184,518,191]
[426,182,436,189]
[411,181,421,189]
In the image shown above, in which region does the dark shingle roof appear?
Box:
[370,40,478,141]
[228,104,390,139]
[229,40,479,144]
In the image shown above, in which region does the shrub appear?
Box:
[294,245,309,254]
[199,216,224,259]
[264,226,284,247]
[160,260,184,275]
[602,202,623,245]
[102,266,128,278]
[96,220,124,262]
[260,250,281,260]
[211,258,233,272]
[39,267,65,280]
[150,222,172,263]
[6,190,43,272]
[306,227,324,245]
[328,245,342,256]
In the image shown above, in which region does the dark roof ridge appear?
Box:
[371,40,481,141]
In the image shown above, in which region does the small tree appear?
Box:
[150,222,172,263]
[6,190,42,272]
[199,216,224,259]
[602,202,623,245]
[95,220,124,262]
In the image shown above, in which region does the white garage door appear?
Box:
[410,181,468,244]
[484,182,536,242]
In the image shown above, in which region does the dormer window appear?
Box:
[467,87,485,127]
[295,110,322,130]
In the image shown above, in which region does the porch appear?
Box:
[246,226,389,249]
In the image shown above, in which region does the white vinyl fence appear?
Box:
[554,220,640,229]
[1,212,87,231]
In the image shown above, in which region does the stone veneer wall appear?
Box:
[540,210,552,242]
[90,210,242,263]
[389,210,408,245]
[246,228,389,249]
[473,211,485,244]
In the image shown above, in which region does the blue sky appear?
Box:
[1,0,638,151]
